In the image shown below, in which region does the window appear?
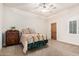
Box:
[69,20,77,34]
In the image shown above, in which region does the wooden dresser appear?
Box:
[6,30,20,46]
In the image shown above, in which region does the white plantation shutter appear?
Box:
[69,20,77,34]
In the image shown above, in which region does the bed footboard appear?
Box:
[28,40,48,50]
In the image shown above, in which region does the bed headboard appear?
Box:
[21,28,36,34]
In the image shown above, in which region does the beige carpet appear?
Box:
[0,40,79,56]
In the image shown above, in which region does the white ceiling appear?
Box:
[4,3,79,17]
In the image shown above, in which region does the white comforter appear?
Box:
[20,33,47,53]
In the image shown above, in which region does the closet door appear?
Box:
[51,23,57,40]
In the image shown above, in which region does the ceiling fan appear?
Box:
[39,3,56,9]
[35,3,56,12]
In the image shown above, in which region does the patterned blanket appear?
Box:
[20,33,47,53]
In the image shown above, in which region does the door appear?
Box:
[51,23,57,40]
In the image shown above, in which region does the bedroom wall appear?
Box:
[0,4,3,49]
[48,5,79,45]
[2,6,48,34]
[2,6,49,46]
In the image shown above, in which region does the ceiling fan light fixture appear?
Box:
[36,3,56,13]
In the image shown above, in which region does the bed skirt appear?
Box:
[28,40,48,50]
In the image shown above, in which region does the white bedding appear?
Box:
[20,33,47,53]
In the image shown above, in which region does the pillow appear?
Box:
[22,28,31,34]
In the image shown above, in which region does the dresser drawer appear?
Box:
[6,30,20,46]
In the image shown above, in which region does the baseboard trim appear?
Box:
[57,40,79,46]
